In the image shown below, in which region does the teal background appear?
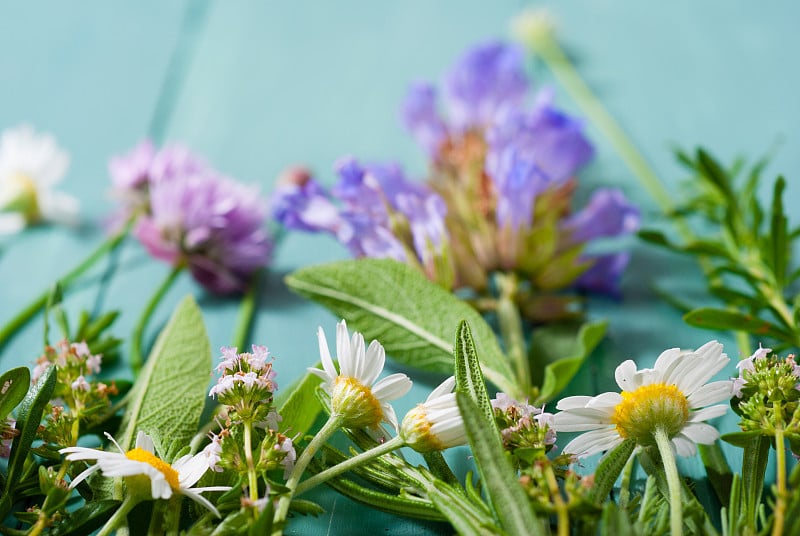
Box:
[1,1,798,533]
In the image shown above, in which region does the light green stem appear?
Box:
[772,415,787,536]
[495,273,530,398]
[129,265,182,374]
[232,270,261,350]
[272,414,343,534]
[97,494,139,536]
[243,420,259,503]
[0,220,132,355]
[295,435,405,495]
[653,427,683,536]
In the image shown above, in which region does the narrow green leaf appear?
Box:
[286,259,516,394]
[741,435,769,529]
[0,365,57,519]
[767,176,788,286]
[428,479,500,535]
[50,500,120,536]
[0,367,30,419]
[697,148,735,203]
[456,393,541,535]
[454,321,496,426]
[683,307,793,341]
[532,320,607,403]
[720,430,763,448]
[117,295,212,453]
[275,369,322,437]
[698,442,732,506]
[590,439,636,503]
[600,501,636,536]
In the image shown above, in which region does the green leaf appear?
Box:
[532,320,607,403]
[428,479,500,535]
[0,365,57,519]
[117,295,212,454]
[698,442,732,507]
[0,367,30,420]
[741,435,769,530]
[50,500,120,536]
[767,176,788,286]
[683,307,793,341]
[720,430,763,448]
[275,369,322,438]
[286,259,516,395]
[454,321,496,427]
[456,393,542,535]
[590,439,636,503]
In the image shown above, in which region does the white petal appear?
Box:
[150,474,173,500]
[182,489,222,517]
[671,435,697,457]
[307,366,333,387]
[615,360,639,391]
[372,373,413,401]
[552,410,612,432]
[428,377,457,401]
[653,347,682,380]
[677,343,729,394]
[348,331,366,380]
[381,403,399,431]
[0,213,25,234]
[39,190,79,225]
[135,432,155,453]
[587,392,623,409]
[317,327,337,379]
[68,464,101,489]
[687,381,734,408]
[362,340,385,386]
[561,428,622,458]
[176,453,209,488]
[556,396,594,410]
[336,320,352,375]
[689,404,729,423]
[680,423,719,445]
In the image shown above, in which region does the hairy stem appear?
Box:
[244,420,260,503]
[654,427,683,536]
[772,414,787,536]
[495,273,530,397]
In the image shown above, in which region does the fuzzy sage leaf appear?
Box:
[275,369,322,438]
[287,259,517,395]
[0,366,30,420]
[456,393,542,535]
[117,295,211,454]
[589,438,636,503]
[454,320,496,428]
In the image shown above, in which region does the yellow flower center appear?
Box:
[1,173,40,222]
[332,376,383,428]
[125,448,181,490]
[611,383,689,445]
[400,406,445,452]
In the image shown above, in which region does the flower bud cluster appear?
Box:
[35,339,117,447]
[733,346,800,434]
[209,345,277,423]
[492,393,556,464]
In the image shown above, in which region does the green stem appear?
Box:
[272,414,344,534]
[653,427,683,536]
[772,418,787,536]
[129,265,182,374]
[296,435,405,496]
[243,420,260,503]
[97,494,139,536]
[232,270,261,350]
[495,273,530,397]
[0,220,132,355]
[544,464,569,536]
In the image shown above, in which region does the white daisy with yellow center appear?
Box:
[60,431,230,516]
[553,340,733,457]
[309,320,413,430]
[0,125,79,234]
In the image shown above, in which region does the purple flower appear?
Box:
[400,83,447,155]
[109,140,156,190]
[562,188,640,243]
[134,173,272,295]
[575,252,631,298]
[443,41,528,131]
[270,170,345,236]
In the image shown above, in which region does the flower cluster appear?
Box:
[492,393,555,463]
[110,140,272,294]
[732,346,800,439]
[553,341,733,458]
[34,340,117,447]
[0,125,79,234]
[209,345,277,423]
[273,41,639,319]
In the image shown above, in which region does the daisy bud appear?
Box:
[400,377,467,452]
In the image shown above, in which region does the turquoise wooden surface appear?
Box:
[1,1,798,534]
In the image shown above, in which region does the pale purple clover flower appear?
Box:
[442,41,528,131]
[134,173,272,295]
[109,140,156,191]
[71,376,90,393]
[575,252,631,299]
[562,189,640,244]
[400,82,447,156]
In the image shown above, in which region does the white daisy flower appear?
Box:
[60,431,230,516]
[400,376,467,452]
[0,124,78,234]
[553,340,733,458]
[308,320,412,431]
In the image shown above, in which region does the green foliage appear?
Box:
[640,148,800,350]
[0,367,30,421]
[590,439,636,503]
[529,320,608,404]
[117,295,212,456]
[287,258,518,395]
[275,369,323,438]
